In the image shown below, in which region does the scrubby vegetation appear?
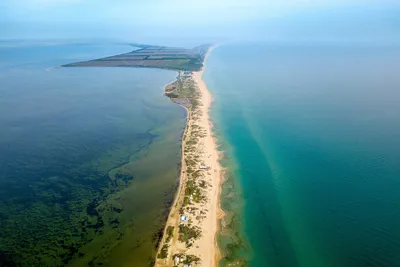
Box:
[157,244,169,259]
[159,72,210,265]
[178,224,202,247]
[166,226,175,243]
[184,254,201,265]
[157,225,175,259]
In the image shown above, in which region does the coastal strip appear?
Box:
[155,48,222,267]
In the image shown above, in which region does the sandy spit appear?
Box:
[154,47,223,267]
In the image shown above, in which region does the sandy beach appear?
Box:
[155,48,222,267]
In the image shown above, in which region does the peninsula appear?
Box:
[64,44,221,267]
[63,44,209,71]
[155,48,221,267]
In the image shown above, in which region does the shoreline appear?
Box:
[192,54,225,265]
[155,47,223,267]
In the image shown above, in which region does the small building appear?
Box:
[174,256,180,265]
[199,165,210,170]
[181,215,187,222]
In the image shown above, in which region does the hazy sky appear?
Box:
[1,0,399,44]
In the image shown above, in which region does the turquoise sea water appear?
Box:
[0,43,185,266]
[206,44,400,267]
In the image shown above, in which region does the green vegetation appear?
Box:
[165,76,208,212]
[64,44,210,71]
[161,71,211,262]
[166,226,175,243]
[157,225,175,259]
[178,224,202,247]
[184,179,203,204]
[157,244,169,259]
[184,254,201,265]
[199,180,207,189]
[166,77,201,112]
[165,92,180,98]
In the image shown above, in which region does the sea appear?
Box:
[205,43,400,267]
[2,41,400,267]
[0,42,186,266]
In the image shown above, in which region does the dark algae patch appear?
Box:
[0,44,186,267]
[3,150,100,264]
[0,133,157,266]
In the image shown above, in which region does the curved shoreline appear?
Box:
[154,47,223,267]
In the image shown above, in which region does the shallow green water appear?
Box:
[206,44,400,267]
[0,43,185,266]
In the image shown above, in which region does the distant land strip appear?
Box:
[63,44,211,71]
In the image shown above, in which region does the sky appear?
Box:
[1,0,400,45]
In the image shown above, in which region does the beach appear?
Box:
[155,48,222,267]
